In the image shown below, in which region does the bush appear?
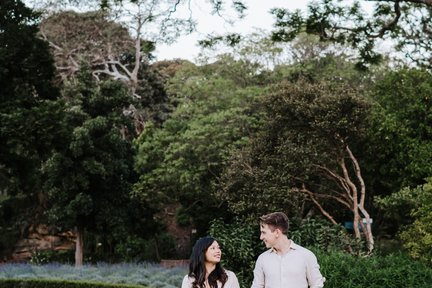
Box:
[30,249,74,265]
[376,177,432,263]
[114,234,176,262]
[317,251,432,288]
[289,218,365,254]
[175,207,191,227]
[208,219,265,287]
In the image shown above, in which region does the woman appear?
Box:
[181,236,240,288]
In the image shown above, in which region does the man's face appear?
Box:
[260,223,278,248]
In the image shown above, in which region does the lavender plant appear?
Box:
[0,262,186,287]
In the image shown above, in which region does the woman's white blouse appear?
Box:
[181,270,240,288]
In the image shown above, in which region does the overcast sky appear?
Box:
[154,0,310,62]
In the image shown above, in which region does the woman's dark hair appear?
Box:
[188,236,228,288]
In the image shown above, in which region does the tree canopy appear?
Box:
[133,58,264,234]
[271,0,432,69]
[219,78,375,251]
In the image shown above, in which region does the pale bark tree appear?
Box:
[295,142,374,253]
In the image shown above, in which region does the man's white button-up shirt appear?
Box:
[251,241,325,288]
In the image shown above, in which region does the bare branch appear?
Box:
[294,185,338,225]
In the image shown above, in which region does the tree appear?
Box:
[133,58,264,234]
[362,68,432,237]
[219,79,375,252]
[42,69,138,266]
[367,68,432,191]
[29,0,247,45]
[270,0,432,69]
[0,0,64,257]
[40,10,170,135]
[40,10,138,82]
[40,9,157,94]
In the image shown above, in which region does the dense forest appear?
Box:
[1,0,431,277]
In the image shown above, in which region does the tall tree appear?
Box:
[0,0,63,257]
[42,70,137,266]
[40,10,170,135]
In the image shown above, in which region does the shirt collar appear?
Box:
[269,239,297,253]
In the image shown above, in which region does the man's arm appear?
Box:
[305,252,325,288]
[251,256,265,288]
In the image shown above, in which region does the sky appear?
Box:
[154,0,310,62]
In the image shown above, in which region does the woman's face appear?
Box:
[204,241,221,264]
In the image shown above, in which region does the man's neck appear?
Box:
[273,237,291,255]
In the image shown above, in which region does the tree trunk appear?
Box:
[346,145,374,253]
[311,143,374,254]
[75,226,84,266]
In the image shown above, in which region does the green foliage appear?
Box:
[219,78,372,220]
[289,218,362,254]
[42,69,159,262]
[208,219,264,288]
[316,250,432,288]
[30,249,74,265]
[368,68,432,191]
[0,0,63,258]
[175,207,191,227]
[133,59,265,234]
[377,177,432,263]
[114,233,176,262]
[44,75,134,227]
[0,0,59,193]
[270,0,432,69]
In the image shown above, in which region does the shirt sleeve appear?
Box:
[182,275,192,288]
[305,252,326,288]
[251,256,265,288]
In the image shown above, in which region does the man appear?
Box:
[251,212,325,288]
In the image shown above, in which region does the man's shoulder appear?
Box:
[291,242,317,257]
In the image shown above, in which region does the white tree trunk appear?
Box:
[75,226,84,267]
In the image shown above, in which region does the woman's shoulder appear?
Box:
[182,274,194,287]
[183,274,196,280]
[223,270,240,288]
[224,270,238,278]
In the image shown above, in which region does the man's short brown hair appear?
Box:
[260,212,289,235]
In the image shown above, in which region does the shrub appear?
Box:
[317,251,432,288]
[30,249,74,265]
[208,219,264,287]
[289,218,365,254]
